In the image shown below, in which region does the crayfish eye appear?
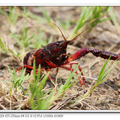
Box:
[56,42,59,45]
[56,42,61,47]
[55,41,64,47]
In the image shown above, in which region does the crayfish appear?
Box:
[17,23,120,86]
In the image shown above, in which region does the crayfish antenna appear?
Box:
[50,22,67,42]
[69,27,90,43]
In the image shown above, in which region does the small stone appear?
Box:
[0,71,3,77]
[45,83,52,88]
[93,75,97,78]
[91,66,94,70]
[84,70,88,73]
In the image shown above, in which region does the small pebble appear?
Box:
[0,71,3,77]
[24,88,28,91]
[93,75,97,78]
[101,103,104,106]
[84,70,88,73]
[91,66,95,70]
[45,83,52,88]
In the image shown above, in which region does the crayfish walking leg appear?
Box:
[16,65,55,86]
[60,61,87,86]
[60,65,86,86]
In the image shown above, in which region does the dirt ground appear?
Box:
[0,6,120,110]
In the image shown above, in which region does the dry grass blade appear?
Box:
[0,103,7,110]
[51,92,81,110]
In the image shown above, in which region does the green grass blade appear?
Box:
[0,38,7,52]
[109,7,119,28]
[11,33,23,47]
[99,60,119,84]
[33,59,36,81]
[36,65,41,83]
[26,34,34,43]
[39,7,51,23]
[0,8,9,18]
[63,62,81,91]
[70,6,109,39]
[98,58,110,82]
[80,59,119,101]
